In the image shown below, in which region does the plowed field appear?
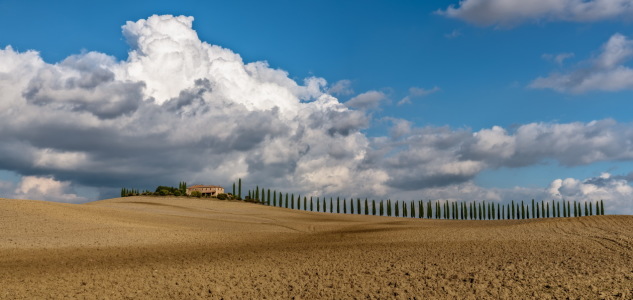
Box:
[1,197,631,299]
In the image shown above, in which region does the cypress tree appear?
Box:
[303,196,307,211]
[411,201,416,219]
[365,198,369,215]
[357,198,361,214]
[589,202,593,216]
[297,194,300,210]
[343,198,347,214]
[266,189,270,206]
[330,198,333,213]
[336,197,340,213]
[436,201,440,219]
[419,201,423,218]
[511,201,515,220]
[350,198,354,214]
[601,200,605,215]
[403,201,408,218]
[232,183,235,197]
[387,200,392,217]
[427,201,432,219]
[395,201,399,217]
[546,202,550,218]
[238,178,242,199]
[291,194,295,209]
[285,193,289,208]
[521,201,525,219]
[372,200,377,215]
[380,200,384,216]
[584,202,588,216]
[323,197,327,213]
[310,196,313,211]
[316,197,320,212]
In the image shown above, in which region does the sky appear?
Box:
[0,0,632,214]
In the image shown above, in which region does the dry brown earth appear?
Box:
[1,196,632,299]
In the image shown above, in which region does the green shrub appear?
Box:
[217,193,228,200]
[190,191,202,198]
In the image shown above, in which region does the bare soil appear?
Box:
[1,196,632,299]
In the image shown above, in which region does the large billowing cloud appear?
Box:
[1,15,632,213]
[531,33,633,93]
[439,0,633,27]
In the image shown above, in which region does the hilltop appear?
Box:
[1,196,631,299]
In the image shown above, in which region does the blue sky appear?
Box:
[0,0,632,213]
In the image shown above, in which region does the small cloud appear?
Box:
[397,86,440,106]
[437,0,633,27]
[542,52,575,65]
[328,79,354,96]
[345,90,387,110]
[445,29,462,39]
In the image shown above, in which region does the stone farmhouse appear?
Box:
[186,185,224,197]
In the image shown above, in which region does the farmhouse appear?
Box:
[186,185,224,197]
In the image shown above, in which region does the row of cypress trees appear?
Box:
[232,180,607,219]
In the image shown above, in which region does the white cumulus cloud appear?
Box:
[531,33,633,93]
[13,176,87,203]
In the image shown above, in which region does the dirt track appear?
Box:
[1,196,632,299]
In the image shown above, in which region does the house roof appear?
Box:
[187,185,223,189]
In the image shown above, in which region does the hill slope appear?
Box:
[1,196,632,299]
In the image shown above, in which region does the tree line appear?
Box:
[122,178,606,219]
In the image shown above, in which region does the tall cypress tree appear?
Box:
[238,178,242,199]
[330,198,333,213]
[387,200,392,217]
[310,196,313,211]
[357,198,361,214]
[350,198,354,214]
[589,202,593,216]
[411,201,415,219]
[601,200,605,215]
[336,197,340,213]
[372,200,377,215]
[284,193,289,208]
[380,200,384,216]
[365,198,369,215]
[316,197,320,212]
[584,202,588,216]
[266,189,270,206]
[521,201,525,219]
[419,201,424,218]
[343,198,347,214]
[395,201,399,217]
[323,197,327,213]
[403,201,407,218]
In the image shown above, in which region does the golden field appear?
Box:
[1,196,632,299]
